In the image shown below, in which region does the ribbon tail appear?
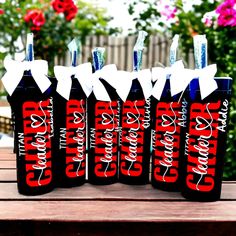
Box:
[113,71,132,102]
[99,64,118,89]
[1,71,23,96]
[199,64,218,100]
[75,63,93,98]
[31,61,51,94]
[93,79,111,101]
[57,78,72,100]
[54,66,73,100]
[170,68,195,97]
[151,67,167,100]
[1,58,25,96]
[137,69,152,100]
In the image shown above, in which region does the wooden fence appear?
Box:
[0,34,195,93]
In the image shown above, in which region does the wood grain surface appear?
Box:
[0,148,236,235]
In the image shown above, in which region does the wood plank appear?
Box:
[188,49,195,69]
[0,183,181,200]
[82,36,92,64]
[113,37,120,67]
[119,37,126,70]
[165,37,171,66]
[154,35,160,66]
[124,36,129,71]
[22,221,236,236]
[0,200,236,222]
[142,46,148,69]
[106,36,113,65]
[147,35,154,68]
[0,150,15,160]
[0,147,14,153]
[1,221,236,236]
[127,36,136,71]
[0,183,235,201]
[0,169,16,182]
[159,35,165,65]
[0,160,16,169]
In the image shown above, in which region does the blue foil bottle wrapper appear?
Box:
[191,35,208,100]
[193,35,207,69]
[169,34,179,66]
[68,38,81,67]
[133,30,148,72]
[92,47,105,71]
[26,33,34,62]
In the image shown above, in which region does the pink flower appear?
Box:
[157,0,178,22]
[216,0,236,14]
[204,18,213,27]
[216,0,236,27]
[0,9,4,15]
[160,5,177,20]
[202,11,218,27]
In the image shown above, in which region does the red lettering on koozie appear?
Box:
[120,100,147,177]
[23,99,53,187]
[65,99,86,178]
[153,102,181,183]
[186,101,221,192]
[94,101,118,178]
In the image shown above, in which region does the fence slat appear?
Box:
[106,36,113,65]
[119,37,126,70]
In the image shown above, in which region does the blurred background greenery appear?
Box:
[0,0,235,179]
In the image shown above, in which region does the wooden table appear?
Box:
[0,148,236,236]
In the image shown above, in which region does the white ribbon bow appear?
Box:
[196,64,218,100]
[115,69,152,102]
[91,64,118,101]
[1,57,51,96]
[54,63,93,100]
[152,60,184,100]
[152,61,218,100]
[170,64,218,100]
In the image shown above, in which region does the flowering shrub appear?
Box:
[128,0,236,179]
[0,0,119,73]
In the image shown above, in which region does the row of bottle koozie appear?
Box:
[9,74,232,201]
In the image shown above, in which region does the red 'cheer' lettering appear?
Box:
[94,101,118,178]
[153,102,181,183]
[120,100,146,177]
[23,99,53,187]
[65,99,86,178]
[186,101,220,192]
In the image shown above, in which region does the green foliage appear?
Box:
[128,0,236,180]
[127,0,161,36]
[0,0,119,74]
